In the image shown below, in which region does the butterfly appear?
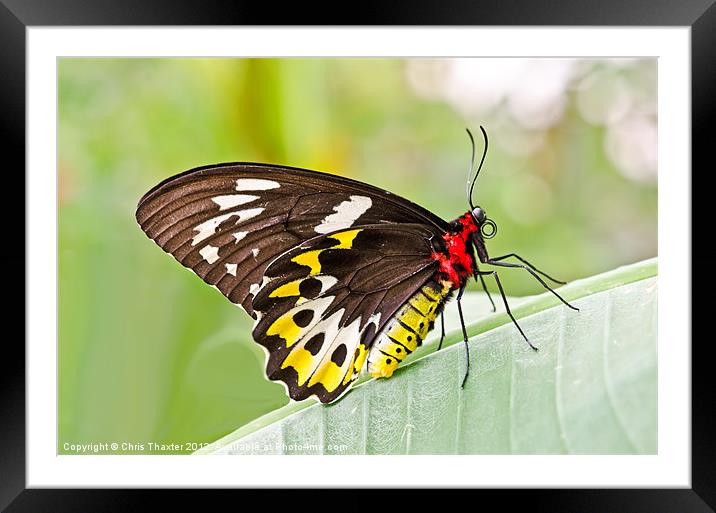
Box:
[135,127,578,404]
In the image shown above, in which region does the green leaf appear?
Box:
[197,258,657,455]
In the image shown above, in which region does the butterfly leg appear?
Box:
[486,260,579,311]
[474,267,496,312]
[456,284,471,388]
[476,269,538,352]
[437,311,446,351]
[488,253,567,285]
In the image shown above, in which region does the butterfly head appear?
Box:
[470,206,498,240]
[464,206,497,268]
[471,206,486,225]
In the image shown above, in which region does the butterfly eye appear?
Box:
[471,207,486,224]
[480,218,497,239]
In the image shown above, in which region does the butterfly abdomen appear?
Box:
[367,279,453,378]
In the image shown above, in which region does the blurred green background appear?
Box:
[58,58,657,454]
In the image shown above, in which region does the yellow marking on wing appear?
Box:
[290,229,362,275]
[281,348,315,385]
[266,314,301,347]
[329,229,361,249]
[291,249,324,275]
[340,343,368,385]
[308,361,344,392]
[353,344,367,374]
[269,279,302,298]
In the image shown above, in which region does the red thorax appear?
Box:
[431,212,477,288]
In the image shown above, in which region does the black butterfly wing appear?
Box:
[250,223,440,403]
[135,162,449,318]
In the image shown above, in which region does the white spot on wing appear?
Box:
[192,208,265,245]
[225,263,238,276]
[251,248,260,257]
[316,275,338,294]
[249,283,261,295]
[235,178,280,191]
[212,194,259,210]
[199,245,220,264]
[305,313,361,383]
[233,231,248,243]
[314,195,372,234]
[254,275,274,298]
[236,207,265,221]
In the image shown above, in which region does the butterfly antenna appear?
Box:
[465,128,477,209]
[466,126,489,210]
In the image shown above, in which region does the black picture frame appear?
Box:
[4,1,707,510]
